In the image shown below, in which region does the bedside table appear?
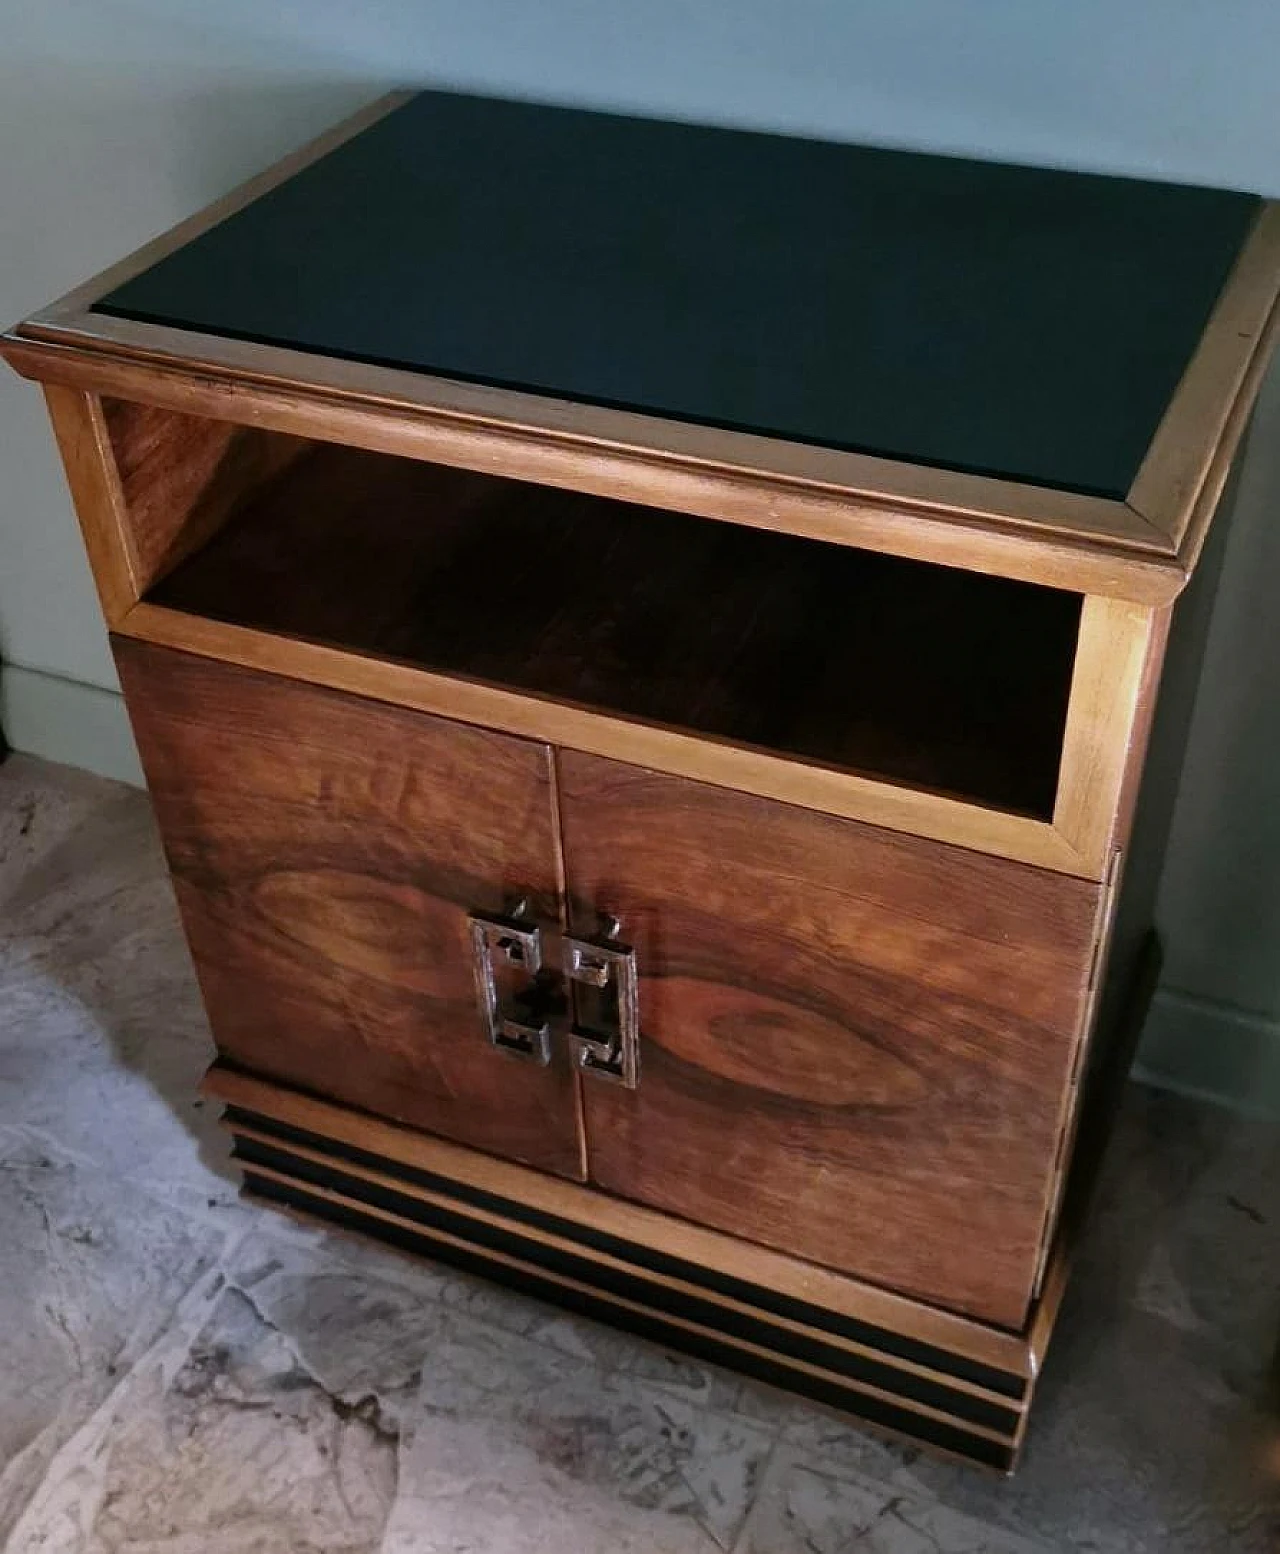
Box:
[5,89,1277,1470]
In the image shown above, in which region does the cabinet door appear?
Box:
[115,639,584,1179]
[558,753,1101,1327]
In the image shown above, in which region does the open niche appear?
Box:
[106,401,1083,821]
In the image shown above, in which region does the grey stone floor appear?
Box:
[0,751,1277,1552]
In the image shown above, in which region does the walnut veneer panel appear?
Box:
[558,753,1102,1328]
[102,396,307,592]
[114,638,584,1179]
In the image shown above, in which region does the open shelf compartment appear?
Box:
[107,401,1084,823]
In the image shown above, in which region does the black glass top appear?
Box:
[96,91,1260,498]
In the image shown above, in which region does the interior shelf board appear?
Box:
[146,441,1082,820]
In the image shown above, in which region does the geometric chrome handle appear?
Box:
[468,904,552,1065]
[563,922,640,1089]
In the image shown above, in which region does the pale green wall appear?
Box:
[1134,365,1280,1115]
[2,2,1279,1108]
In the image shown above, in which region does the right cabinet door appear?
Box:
[557,752,1102,1329]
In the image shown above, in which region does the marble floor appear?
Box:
[0,752,1277,1552]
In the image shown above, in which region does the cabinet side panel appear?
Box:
[101,398,310,594]
[114,637,585,1179]
[1024,446,1250,1366]
[1100,448,1246,1049]
[559,754,1101,1329]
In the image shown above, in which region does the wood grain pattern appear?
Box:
[201,1063,1034,1376]
[102,396,307,592]
[41,386,139,624]
[11,308,1169,554]
[89,413,1168,882]
[1052,596,1165,876]
[1,330,1184,606]
[11,98,1274,594]
[557,753,1102,1329]
[114,637,585,1179]
[119,598,1098,877]
[3,91,1265,1464]
[6,124,1278,611]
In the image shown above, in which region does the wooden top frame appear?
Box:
[5,90,1280,607]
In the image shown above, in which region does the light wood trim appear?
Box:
[1052,596,1164,876]
[121,600,1092,876]
[41,386,139,625]
[546,749,589,1182]
[12,304,1164,542]
[1009,1390,1034,1464]
[1034,604,1173,1283]
[8,92,1277,603]
[31,91,413,326]
[203,1064,1034,1376]
[229,1119,1022,1413]
[238,1155,1017,1446]
[1107,602,1177,857]
[1169,277,1280,578]
[3,327,1182,604]
[1127,201,1280,550]
[1025,1241,1070,1384]
[1031,845,1124,1297]
[100,399,312,596]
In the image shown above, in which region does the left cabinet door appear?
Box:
[114,638,585,1179]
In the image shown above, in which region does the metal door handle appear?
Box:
[468,902,551,1064]
[563,919,640,1089]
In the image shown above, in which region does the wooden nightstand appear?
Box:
[5,89,1277,1471]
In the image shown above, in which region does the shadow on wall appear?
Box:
[1137,355,1280,1114]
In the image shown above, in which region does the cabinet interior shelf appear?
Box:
[144,434,1083,820]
